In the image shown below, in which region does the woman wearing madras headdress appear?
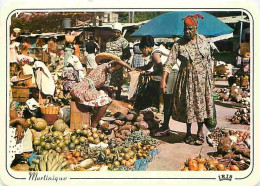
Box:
[161,14,214,145]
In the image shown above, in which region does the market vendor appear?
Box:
[21,38,30,56]
[161,14,214,145]
[105,23,131,100]
[47,36,58,67]
[134,35,167,111]
[62,55,86,93]
[70,53,133,128]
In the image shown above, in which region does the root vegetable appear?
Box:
[136,114,144,122]
[121,130,131,136]
[138,121,149,130]
[114,120,125,126]
[118,125,132,132]
[126,114,135,121]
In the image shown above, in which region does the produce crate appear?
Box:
[11,86,30,102]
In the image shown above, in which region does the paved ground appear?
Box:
[146,104,250,171]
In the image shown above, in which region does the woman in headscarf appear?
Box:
[70,53,133,127]
[161,14,214,145]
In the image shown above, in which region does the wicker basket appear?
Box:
[40,96,60,125]
[65,35,75,43]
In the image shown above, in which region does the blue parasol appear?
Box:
[131,11,233,38]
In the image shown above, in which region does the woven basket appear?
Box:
[40,96,60,125]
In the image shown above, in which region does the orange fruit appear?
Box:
[125,161,132,167]
[217,164,225,171]
[121,160,126,165]
[129,159,135,166]
[189,161,198,171]
[198,163,206,171]
[230,165,239,171]
[113,161,120,167]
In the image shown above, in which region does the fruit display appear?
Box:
[32,151,71,171]
[28,116,159,172]
[215,84,250,104]
[101,107,161,144]
[229,106,250,125]
[181,156,240,171]
[216,136,250,170]
[206,127,250,147]
[32,124,108,155]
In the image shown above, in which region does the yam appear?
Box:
[107,130,115,139]
[121,130,131,136]
[136,114,144,122]
[114,120,125,126]
[115,132,126,140]
[126,114,135,121]
[118,125,132,132]
[138,121,149,130]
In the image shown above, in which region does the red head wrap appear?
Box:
[183,14,204,26]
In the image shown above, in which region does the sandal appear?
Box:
[184,134,195,145]
[154,129,170,137]
[194,135,205,146]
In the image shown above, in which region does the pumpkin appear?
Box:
[52,119,68,132]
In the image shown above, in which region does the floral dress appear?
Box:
[164,34,214,123]
[70,63,112,107]
[62,67,79,92]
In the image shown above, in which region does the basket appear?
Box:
[65,35,75,43]
[40,96,60,125]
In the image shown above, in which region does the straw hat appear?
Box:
[95,53,121,64]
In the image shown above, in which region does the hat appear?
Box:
[95,53,121,64]
[17,54,34,64]
[13,28,21,34]
[112,23,123,32]
[183,14,204,26]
